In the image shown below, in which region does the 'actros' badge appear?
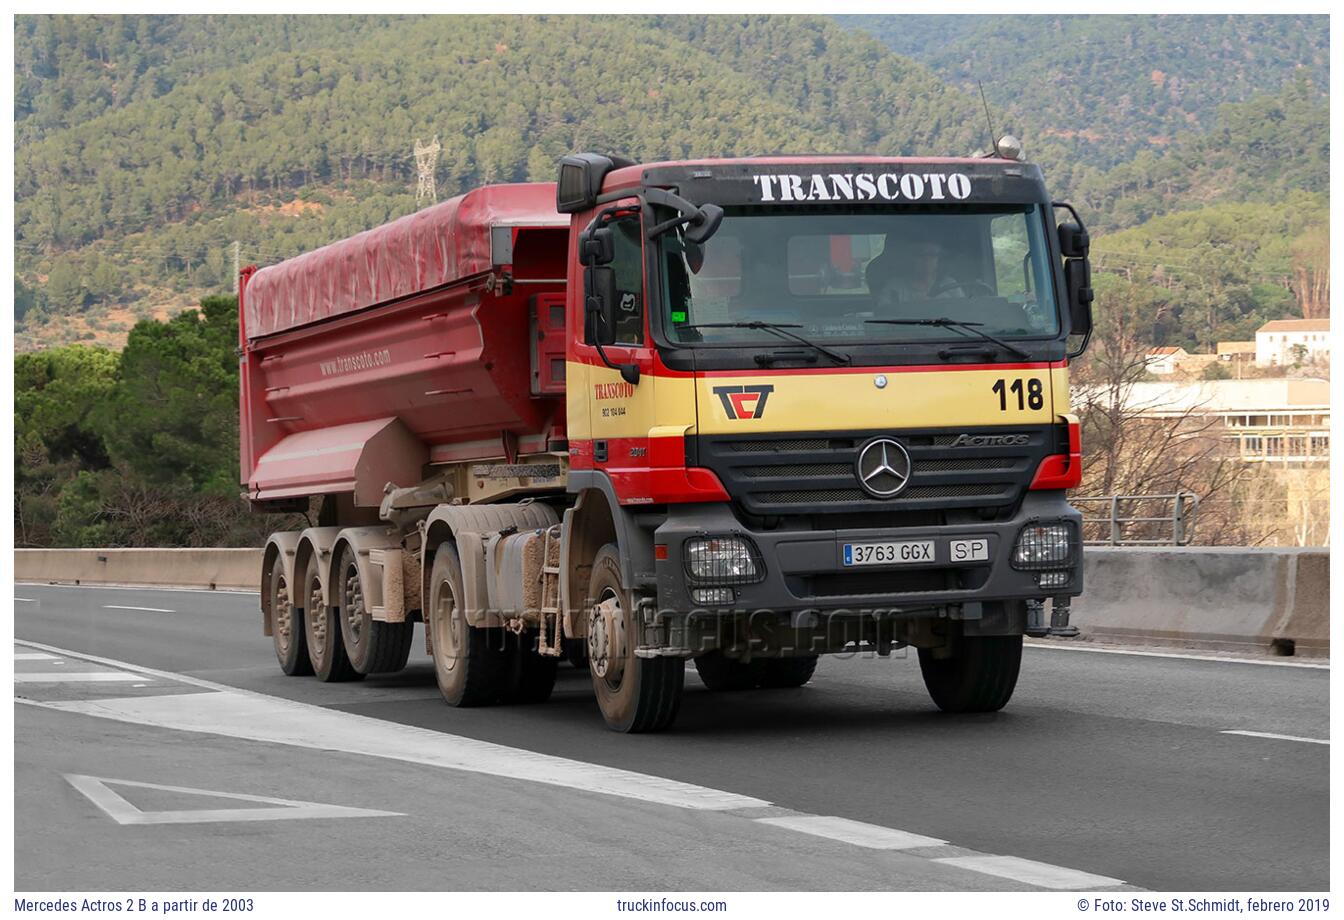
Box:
[855,438,913,499]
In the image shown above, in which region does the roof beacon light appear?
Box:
[996,134,1023,161]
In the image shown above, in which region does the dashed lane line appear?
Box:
[102,605,175,613]
[15,672,144,683]
[15,653,60,661]
[1025,641,1329,670]
[756,815,946,850]
[1221,730,1328,745]
[15,597,37,602]
[934,855,1125,890]
[15,638,1136,891]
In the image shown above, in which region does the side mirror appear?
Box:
[584,266,618,345]
[579,226,615,267]
[1058,221,1089,259]
[1064,258,1094,338]
[685,204,724,245]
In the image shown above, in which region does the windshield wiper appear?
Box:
[864,317,1030,361]
[688,322,852,365]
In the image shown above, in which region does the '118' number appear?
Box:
[992,378,1044,411]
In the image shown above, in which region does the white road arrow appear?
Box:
[65,774,403,825]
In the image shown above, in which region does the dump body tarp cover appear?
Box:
[244,182,564,340]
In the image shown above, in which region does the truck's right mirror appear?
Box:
[1057,221,1089,259]
[584,265,618,345]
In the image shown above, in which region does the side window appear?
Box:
[609,215,644,345]
[990,213,1032,298]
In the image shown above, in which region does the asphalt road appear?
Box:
[13,582,1328,892]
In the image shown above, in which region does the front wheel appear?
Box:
[918,634,1022,713]
[587,544,683,733]
[693,650,763,691]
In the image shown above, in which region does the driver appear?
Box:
[866,233,966,307]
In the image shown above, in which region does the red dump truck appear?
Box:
[242,150,1093,732]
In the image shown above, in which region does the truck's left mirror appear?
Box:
[579,226,615,267]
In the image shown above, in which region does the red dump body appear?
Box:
[239,183,571,504]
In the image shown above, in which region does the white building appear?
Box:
[1144,346,1187,375]
[1075,378,1330,464]
[1256,318,1330,367]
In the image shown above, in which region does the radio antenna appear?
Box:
[977,80,999,157]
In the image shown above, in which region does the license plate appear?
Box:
[950,538,990,562]
[843,540,935,566]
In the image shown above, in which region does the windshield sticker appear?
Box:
[749,172,971,204]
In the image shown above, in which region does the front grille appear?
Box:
[694,426,1053,517]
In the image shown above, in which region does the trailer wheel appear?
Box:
[760,655,818,689]
[502,631,558,704]
[587,544,683,733]
[335,545,413,675]
[303,554,361,683]
[427,543,505,706]
[692,651,764,691]
[918,633,1022,713]
[269,561,312,676]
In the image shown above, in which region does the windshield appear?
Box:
[660,205,1059,346]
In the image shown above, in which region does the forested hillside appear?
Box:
[14,14,988,349]
[839,14,1328,169]
[13,14,1330,352]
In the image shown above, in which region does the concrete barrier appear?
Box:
[14,548,262,591]
[14,545,1329,657]
[1070,546,1330,657]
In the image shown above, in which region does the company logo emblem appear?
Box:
[950,433,1030,447]
[713,385,774,420]
[856,438,913,499]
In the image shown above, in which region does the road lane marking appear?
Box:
[756,815,946,849]
[15,597,37,602]
[16,639,1133,890]
[15,672,144,683]
[103,605,175,613]
[15,653,59,661]
[1221,730,1328,745]
[934,854,1125,890]
[16,582,255,596]
[1025,641,1329,670]
[65,774,402,825]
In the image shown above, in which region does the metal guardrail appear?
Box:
[1073,491,1201,546]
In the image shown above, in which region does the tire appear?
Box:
[427,543,506,706]
[502,631,559,704]
[918,634,1022,713]
[269,560,313,676]
[302,553,361,683]
[693,650,764,691]
[334,545,414,675]
[760,655,818,689]
[587,544,683,733]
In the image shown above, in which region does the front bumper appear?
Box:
[654,491,1082,614]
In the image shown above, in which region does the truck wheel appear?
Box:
[269,561,312,676]
[587,544,684,732]
[760,655,818,689]
[502,631,559,704]
[918,634,1022,713]
[303,554,361,683]
[693,651,764,691]
[335,545,414,675]
[427,543,505,706]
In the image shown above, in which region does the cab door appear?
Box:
[570,206,659,499]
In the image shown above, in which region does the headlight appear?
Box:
[1012,522,1075,570]
[684,536,763,584]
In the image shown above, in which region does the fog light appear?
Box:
[1037,570,1070,589]
[684,536,763,584]
[692,587,735,605]
[1012,522,1074,570]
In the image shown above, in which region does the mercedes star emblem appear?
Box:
[856,437,913,499]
